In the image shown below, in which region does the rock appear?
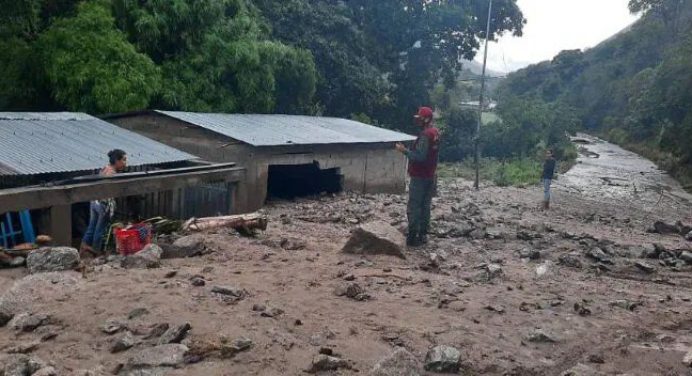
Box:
[211,285,246,298]
[475,264,503,282]
[653,221,680,235]
[518,248,541,260]
[680,251,692,264]
[163,234,207,259]
[342,221,406,259]
[121,244,162,269]
[252,304,266,312]
[6,341,40,354]
[334,283,370,301]
[261,307,284,318]
[144,323,169,339]
[610,300,640,311]
[308,354,350,373]
[220,337,253,358]
[33,367,58,376]
[469,228,487,240]
[685,231,692,242]
[125,344,188,368]
[559,252,583,269]
[0,354,46,376]
[8,313,50,332]
[525,329,558,343]
[587,354,605,364]
[561,363,604,376]
[448,224,474,238]
[102,319,126,335]
[280,237,307,251]
[26,247,79,273]
[683,350,692,367]
[190,276,205,287]
[111,331,137,353]
[163,271,177,278]
[424,345,461,373]
[128,308,149,320]
[369,348,422,376]
[157,323,191,345]
[634,261,655,273]
[586,248,613,264]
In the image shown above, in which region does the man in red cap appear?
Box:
[396,106,440,247]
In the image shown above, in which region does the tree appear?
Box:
[38,1,161,113]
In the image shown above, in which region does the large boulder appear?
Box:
[121,244,162,269]
[424,345,461,373]
[161,235,207,259]
[26,247,79,274]
[0,272,81,326]
[342,221,406,259]
[369,348,422,376]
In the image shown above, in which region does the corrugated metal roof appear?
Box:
[0,112,196,176]
[155,111,416,147]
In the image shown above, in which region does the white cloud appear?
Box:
[475,0,640,72]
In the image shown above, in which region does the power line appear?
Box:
[474,0,493,190]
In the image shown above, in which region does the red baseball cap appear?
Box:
[414,106,434,119]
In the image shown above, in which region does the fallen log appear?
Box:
[182,213,268,233]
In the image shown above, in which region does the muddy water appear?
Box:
[556,134,692,218]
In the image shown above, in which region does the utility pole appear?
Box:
[474,0,493,190]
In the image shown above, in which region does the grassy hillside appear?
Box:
[497,0,692,187]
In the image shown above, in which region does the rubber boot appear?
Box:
[418,232,428,245]
[407,232,421,247]
[543,200,550,211]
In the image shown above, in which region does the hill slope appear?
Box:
[497,0,692,187]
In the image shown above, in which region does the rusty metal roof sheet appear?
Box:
[155,111,416,147]
[0,112,196,176]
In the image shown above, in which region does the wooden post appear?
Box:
[50,204,72,246]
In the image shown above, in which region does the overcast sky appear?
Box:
[477,0,640,72]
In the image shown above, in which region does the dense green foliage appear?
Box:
[497,0,692,185]
[0,0,525,126]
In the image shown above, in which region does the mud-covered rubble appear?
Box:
[0,177,691,374]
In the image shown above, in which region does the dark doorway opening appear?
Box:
[267,163,343,200]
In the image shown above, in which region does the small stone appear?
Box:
[190,276,205,287]
[586,248,613,264]
[9,313,50,332]
[634,261,655,273]
[369,348,422,376]
[518,248,541,260]
[588,354,605,364]
[574,302,592,316]
[111,331,137,353]
[252,304,266,312]
[680,251,692,264]
[308,354,350,373]
[220,337,254,358]
[685,231,692,241]
[101,319,126,335]
[128,308,149,320]
[424,345,461,373]
[211,285,246,298]
[261,307,284,318]
[610,300,640,311]
[343,274,356,281]
[124,344,188,370]
[561,363,604,376]
[144,323,170,339]
[525,329,558,343]
[158,323,191,345]
[33,367,58,376]
[559,252,583,269]
[164,271,177,278]
[683,350,692,366]
[6,341,40,354]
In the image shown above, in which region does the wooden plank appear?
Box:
[0,167,245,213]
[50,205,72,246]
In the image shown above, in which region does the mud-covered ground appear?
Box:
[1,138,691,375]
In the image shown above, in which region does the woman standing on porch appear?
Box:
[80,149,127,256]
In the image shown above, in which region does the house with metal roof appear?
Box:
[107,111,416,211]
[0,112,195,187]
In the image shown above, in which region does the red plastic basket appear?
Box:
[114,223,152,255]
